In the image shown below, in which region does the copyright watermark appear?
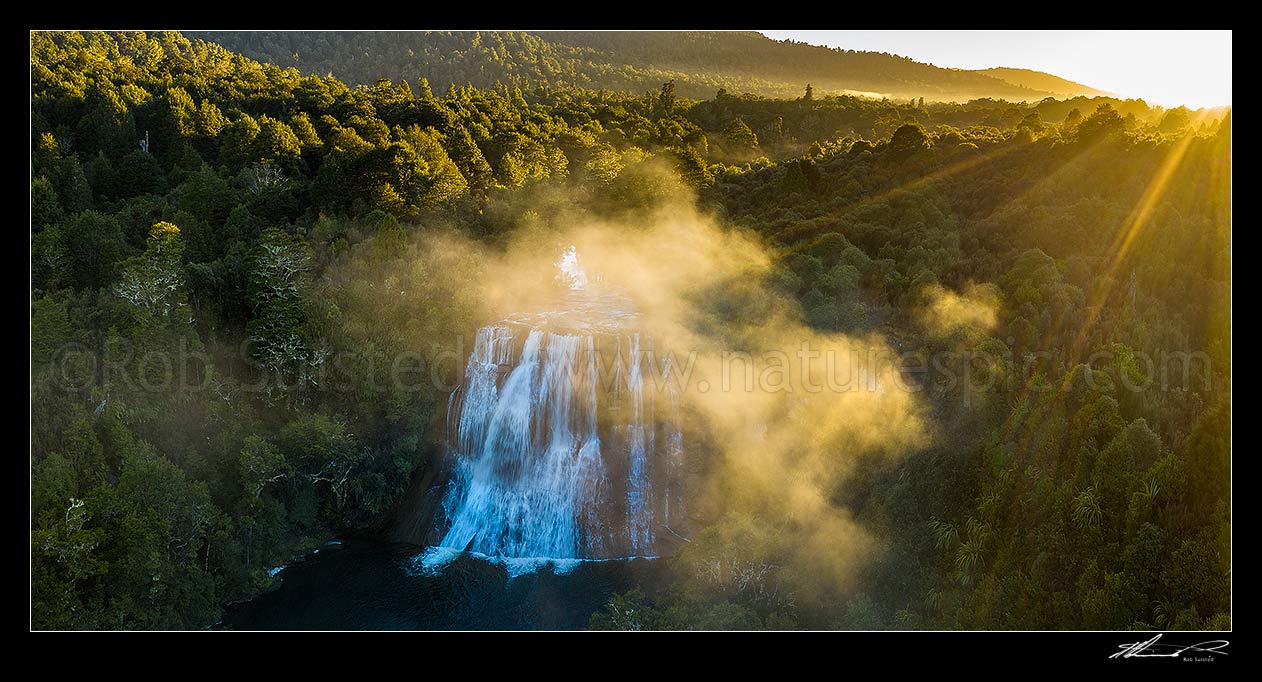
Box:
[40,335,1214,400]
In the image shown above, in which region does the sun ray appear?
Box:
[998,132,1202,458]
[1067,132,1198,359]
[775,140,1025,250]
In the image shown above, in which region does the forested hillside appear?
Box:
[970,67,1112,98]
[30,31,1229,630]
[195,30,1095,102]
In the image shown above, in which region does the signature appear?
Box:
[1110,634,1230,660]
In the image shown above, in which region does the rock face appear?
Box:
[432,276,687,561]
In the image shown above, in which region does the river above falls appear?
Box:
[218,539,664,630]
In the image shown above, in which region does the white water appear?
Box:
[625,333,652,554]
[556,245,588,290]
[410,546,659,580]
[430,249,683,571]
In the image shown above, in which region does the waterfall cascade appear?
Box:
[426,248,685,569]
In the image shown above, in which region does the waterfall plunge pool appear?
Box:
[218,539,666,630]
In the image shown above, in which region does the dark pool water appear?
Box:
[219,540,664,630]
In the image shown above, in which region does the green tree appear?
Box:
[32,176,63,231]
[722,117,759,150]
[113,149,166,199]
[657,80,677,117]
[1158,107,1192,134]
[889,122,933,158]
[246,228,319,394]
[239,435,290,501]
[670,145,713,188]
[61,211,130,290]
[372,212,407,261]
[114,221,188,326]
[289,112,323,150]
[1077,103,1125,142]
[193,100,228,138]
[219,114,261,168]
[496,151,528,188]
[255,115,302,163]
[177,165,236,228]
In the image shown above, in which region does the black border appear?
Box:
[24,20,1234,666]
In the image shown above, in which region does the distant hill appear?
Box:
[193,30,1094,103]
[970,67,1111,98]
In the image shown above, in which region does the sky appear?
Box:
[760,30,1232,109]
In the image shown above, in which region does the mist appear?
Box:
[352,174,932,612]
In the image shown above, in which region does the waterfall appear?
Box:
[625,333,651,554]
[428,248,684,568]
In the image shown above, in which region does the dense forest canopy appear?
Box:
[30,30,1229,631]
